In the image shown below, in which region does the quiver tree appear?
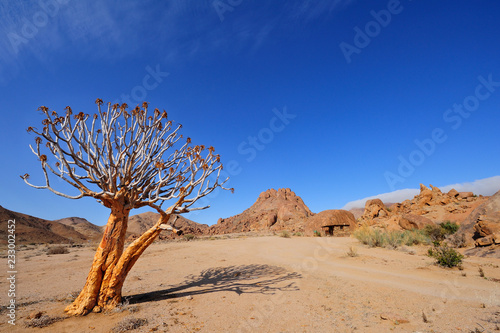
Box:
[22,99,232,315]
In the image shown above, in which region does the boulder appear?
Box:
[363,199,389,220]
[459,192,474,199]
[448,189,459,198]
[473,215,500,237]
[476,235,494,247]
[398,213,435,230]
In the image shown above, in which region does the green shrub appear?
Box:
[293,232,303,237]
[428,244,464,268]
[425,221,460,242]
[440,221,459,234]
[313,230,322,237]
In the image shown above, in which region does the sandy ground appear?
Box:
[1,235,500,333]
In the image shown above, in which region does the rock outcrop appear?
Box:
[457,190,500,251]
[358,184,486,232]
[363,199,389,220]
[209,188,313,234]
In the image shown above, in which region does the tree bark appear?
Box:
[65,201,130,315]
[98,213,170,309]
[65,202,170,315]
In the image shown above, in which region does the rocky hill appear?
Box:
[55,217,104,241]
[127,211,208,240]
[209,188,313,234]
[0,205,88,245]
[358,184,488,231]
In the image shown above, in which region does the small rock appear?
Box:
[380,312,410,324]
[185,295,193,300]
[28,311,45,319]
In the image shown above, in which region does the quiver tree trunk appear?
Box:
[65,201,130,315]
[65,206,170,315]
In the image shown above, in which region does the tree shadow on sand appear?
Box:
[126,264,302,304]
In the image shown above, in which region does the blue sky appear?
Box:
[1,0,499,226]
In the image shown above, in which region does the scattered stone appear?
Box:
[28,311,45,320]
[380,312,409,324]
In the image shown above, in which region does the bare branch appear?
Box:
[24,100,231,214]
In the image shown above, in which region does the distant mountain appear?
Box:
[0,205,88,245]
[349,208,364,220]
[127,211,208,238]
[55,217,104,241]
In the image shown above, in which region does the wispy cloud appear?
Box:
[0,0,355,85]
[286,0,356,21]
[342,175,500,210]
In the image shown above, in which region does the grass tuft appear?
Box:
[353,226,430,248]
[279,230,291,238]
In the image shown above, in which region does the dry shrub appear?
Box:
[279,230,291,238]
[112,317,148,332]
[25,315,64,328]
[183,234,196,241]
[354,226,429,248]
[46,246,69,255]
[346,246,359,257]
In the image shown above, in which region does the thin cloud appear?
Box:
[342,175,500,210]
[0,0,355,85]
[286,0,356,21]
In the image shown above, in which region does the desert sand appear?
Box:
[1,235,500,332]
